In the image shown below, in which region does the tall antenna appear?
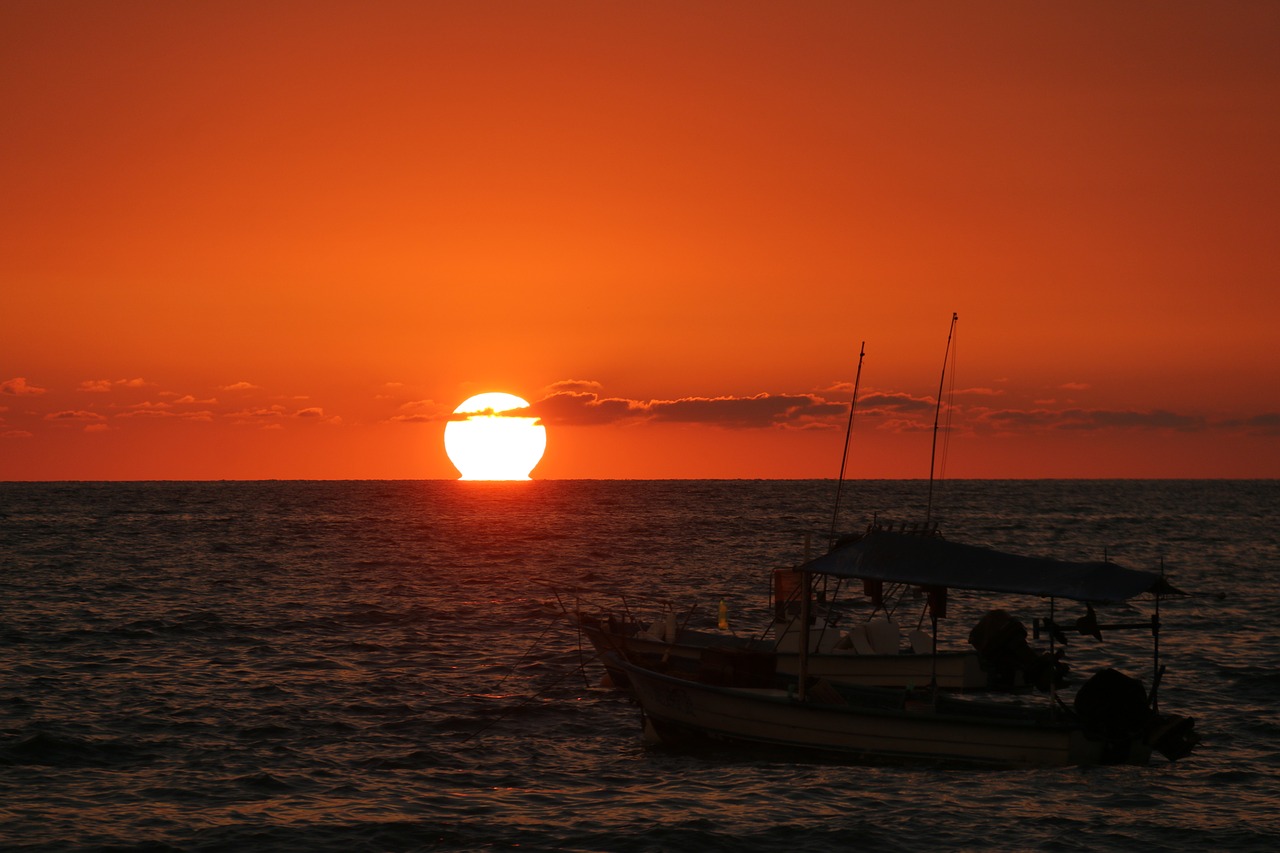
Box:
[829,342,866,543]
[926,313,958,526]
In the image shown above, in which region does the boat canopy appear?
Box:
[802,529,1169,603]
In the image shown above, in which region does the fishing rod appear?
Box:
[829,342,866,544]
[926,313,958,526]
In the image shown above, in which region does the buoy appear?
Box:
[718,599,729,630]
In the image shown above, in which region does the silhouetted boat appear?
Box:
[612,528,1199,767]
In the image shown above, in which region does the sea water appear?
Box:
[1,480,1277,851]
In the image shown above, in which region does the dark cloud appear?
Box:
[1064,409,1202,431]
[976,408,1061,429]
[858,391,937,416]
[978,407,1206,432]
[544,379,604,395]
[443,406,539,423]
[526,391,643,426]
[1219,412,1280,435]
[229,406,286,422]
[473,379,1276,442]
[390,400,443,424]
[1041,408,1200,431]
[527,385,846,429]
[648,393,844,429]
[43,410,105,422]
[116,408,174,418]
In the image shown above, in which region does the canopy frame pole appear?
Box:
[798,568,811,703]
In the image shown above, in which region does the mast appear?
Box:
[926,313,958,526]
[828,342,866,544]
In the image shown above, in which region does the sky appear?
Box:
[3,1,1278,480]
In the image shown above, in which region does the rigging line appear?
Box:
[812,575,845,648]
[551,587,593,689]
[829,342,866,544]
[926,313,958,526]
[495,614,559,690]
[461,652,602,745]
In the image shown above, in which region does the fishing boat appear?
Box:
[612,528,1199,767]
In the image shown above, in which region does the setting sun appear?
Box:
[443,393,547,481]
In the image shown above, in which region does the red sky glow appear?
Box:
[3,1,1278,479]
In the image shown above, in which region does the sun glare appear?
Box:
[443,392,547,480]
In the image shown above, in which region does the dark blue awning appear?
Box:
[801,529,1168,603]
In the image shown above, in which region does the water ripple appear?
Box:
[1,480,1277,851]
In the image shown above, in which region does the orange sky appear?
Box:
[3,1,1278,479]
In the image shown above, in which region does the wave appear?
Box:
[0,730,161,769]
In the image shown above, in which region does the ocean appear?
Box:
[1,479,1277,851]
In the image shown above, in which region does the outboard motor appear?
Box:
[1073,668,1151,737]
[1075,668,1200,762]
[1073,668,1157,763]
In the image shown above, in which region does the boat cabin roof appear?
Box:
[801,529,1172,603]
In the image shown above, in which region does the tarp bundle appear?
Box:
[802,529,1169,603]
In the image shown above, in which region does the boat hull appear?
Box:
[615,655,1154,767]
